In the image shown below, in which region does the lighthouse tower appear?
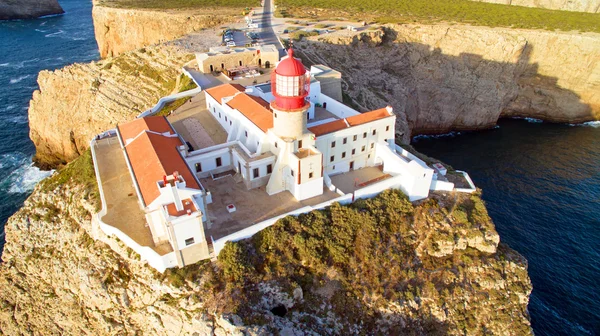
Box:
[271,48,310,139]
[266,49,324,201]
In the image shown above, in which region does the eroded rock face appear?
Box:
[0,0,63,20]
[28,45,192,167]
[297,25,600,140]
[92,1,239,58]
[470,0,600,13]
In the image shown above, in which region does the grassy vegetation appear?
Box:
[99,0,259,9]
[39,150,100,210]
[276,0,600,33]
[155,75,198,116]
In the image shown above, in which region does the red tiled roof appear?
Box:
[346,108,392,127]
[308,119,348,136]
[205,83,245,102]
[118,118,200,206]
[165,198,197,217]
[118,116,174,141]
[226,93,273,132]
[308,108,393,137]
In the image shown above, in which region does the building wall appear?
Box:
[197,49,279,73]
[172,214,206,251]
[313,73,342,102]
[318,93,360,119]
[314,117,396,175]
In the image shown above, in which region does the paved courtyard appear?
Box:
[329,166,391,194]
[94,136,172,255]
[202,175,338,240]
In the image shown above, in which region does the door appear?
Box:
[349,161,354,170]
[210,64,214,72]
[265,61,270,68]
[323,102,327,109]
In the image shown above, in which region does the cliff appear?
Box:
[29,45,193,168]
[92,1,241,58]
[0,153,532,335]
[0,0,63,20]
[470,0,600,13]
[295,25,600,139]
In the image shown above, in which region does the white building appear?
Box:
[109,49,464,271]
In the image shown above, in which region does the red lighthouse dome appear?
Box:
[272,48,310,110]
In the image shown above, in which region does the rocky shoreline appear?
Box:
[0,0,64,21]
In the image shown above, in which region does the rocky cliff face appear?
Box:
[0,154,532,335]
[471,0,600,13]
[0,0,63,20]
[92,1,240,58]
[28,45,193,168]
[296,25,600,139]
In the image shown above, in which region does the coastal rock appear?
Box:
[28,45,192,167]
[470,0,600,13]
[92,0,240,58]
[0,159,532,335]
[297,24,600,140]
[0,0,63,21]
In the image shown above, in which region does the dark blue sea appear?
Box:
[0,1,599,335]
[0,0,99,251]
[414,119,600,336]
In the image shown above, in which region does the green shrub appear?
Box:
[218,241,255,284]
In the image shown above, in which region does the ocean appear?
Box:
[0,0,99,252]
[0,1,598,335]
[414,119,600,335]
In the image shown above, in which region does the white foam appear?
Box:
[6,163,53,194]
[7,115,28,124]
[0,153,26,169]
[569,121,600,128]
[413,131,462,141]
[0,63,9,67]
[9,75,31,84]
[45,30,64,37]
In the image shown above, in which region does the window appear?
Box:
[274,112,278,118]
[291,170,294,177]
[219,112,221,118]
[195,163,202,172]
[230,121,232,126]
[309,172,314,178]
[331,141,336,148]
[275,142,278,148]
[372,129,376,136]
[253,168,259,179]
[267,164,273,174]
[298,140,303,148]
[245,131,248,137]
[330,155,335,162]
[343,137,347,144]
[342,152,346,159]
[352,149,356,155]
[213,107,216,113]
[353,135,357,141]
[225,116,228,122]
[370,143,374,149]
[386,125,390,131]
[184,238,195,246]
[363,132,367,138]
[216,157,222,167]
[361,145,366,152]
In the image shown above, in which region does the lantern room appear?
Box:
[272,49,310,111]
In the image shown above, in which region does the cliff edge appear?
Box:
[92,0,242,58]
[0,153,532,335]
[0,0,64,20]
[295,25,600,139]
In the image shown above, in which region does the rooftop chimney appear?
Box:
[386,105,394,114]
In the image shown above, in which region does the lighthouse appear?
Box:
[271,48,310,139]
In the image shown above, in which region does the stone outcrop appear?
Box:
[0,0,63,20]
[470,0,600,13]
[0,159,532,335]
[28,45,193,168]
[92,0,240,58]
[296,24,600,139]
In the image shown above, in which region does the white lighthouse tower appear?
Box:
[266,49,324,200]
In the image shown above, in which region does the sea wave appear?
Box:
[532,295,592,335]
[512,117,543,123]
[0,153,53,194]
[412,131,462,142]
[45,30,65,37]
[6,115,28,124]
[9,75,31,84]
